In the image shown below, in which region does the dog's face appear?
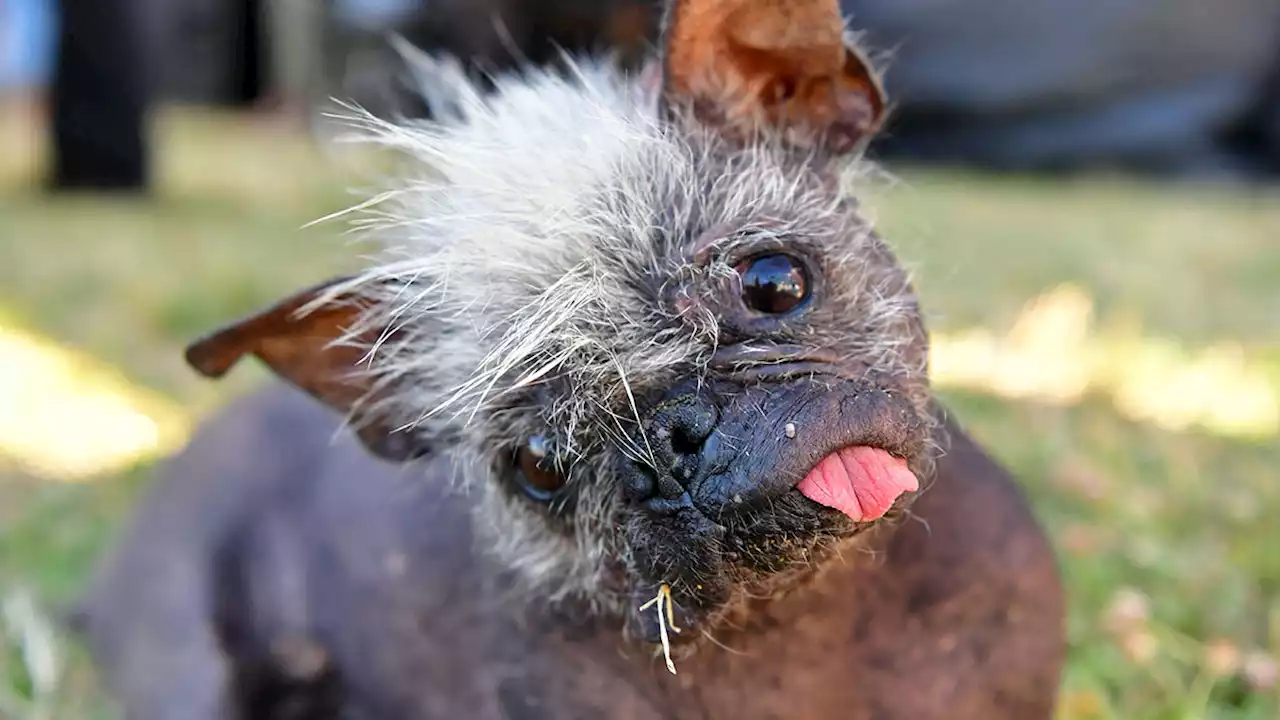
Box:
[188,0,936,653]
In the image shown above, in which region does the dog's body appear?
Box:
[79,384,1062,719]
[74,0,1065,716]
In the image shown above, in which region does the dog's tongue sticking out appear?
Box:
[797,447,919,522]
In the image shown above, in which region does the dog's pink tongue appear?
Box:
[796,447,919,522]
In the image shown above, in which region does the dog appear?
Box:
[72,0,1066,717]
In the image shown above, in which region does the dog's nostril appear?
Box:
[671,422,708,457]
[653,399,718,459]
[622,465,658,503]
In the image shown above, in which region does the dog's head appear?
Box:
[188,0,935,655]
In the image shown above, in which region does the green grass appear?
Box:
[1,106,1278,719]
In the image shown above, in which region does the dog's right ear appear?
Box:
[660,0,887,155]
[184,277,426,463]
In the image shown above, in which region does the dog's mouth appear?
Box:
[618,375,932,652]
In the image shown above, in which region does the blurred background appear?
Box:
[0,0,1277,718]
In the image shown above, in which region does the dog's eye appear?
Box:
[515,435,567,501]
[735,254,810,315]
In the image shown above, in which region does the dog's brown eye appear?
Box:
[736,254,809,314]
[516,435,567,500]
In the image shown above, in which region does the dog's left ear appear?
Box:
[184,277,426,463]
[661,0,886,154]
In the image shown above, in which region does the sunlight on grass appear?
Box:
[0,318,190,482]
[932,284,1279,440]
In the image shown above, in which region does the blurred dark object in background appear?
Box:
[158,0,273,107]
[144,0,279,108]
[842,0,1280,179]
[49,0,151,192]
[316,0,659,121]
[228,0,270,107]
[137,0,657,127]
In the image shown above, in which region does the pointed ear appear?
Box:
[661,0,887,154]
[184,277,427,463]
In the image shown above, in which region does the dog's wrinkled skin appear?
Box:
[73,1,1065,717]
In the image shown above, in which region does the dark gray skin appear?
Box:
[73,382,1064,719]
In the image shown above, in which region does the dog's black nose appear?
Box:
[621,393,719,505]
